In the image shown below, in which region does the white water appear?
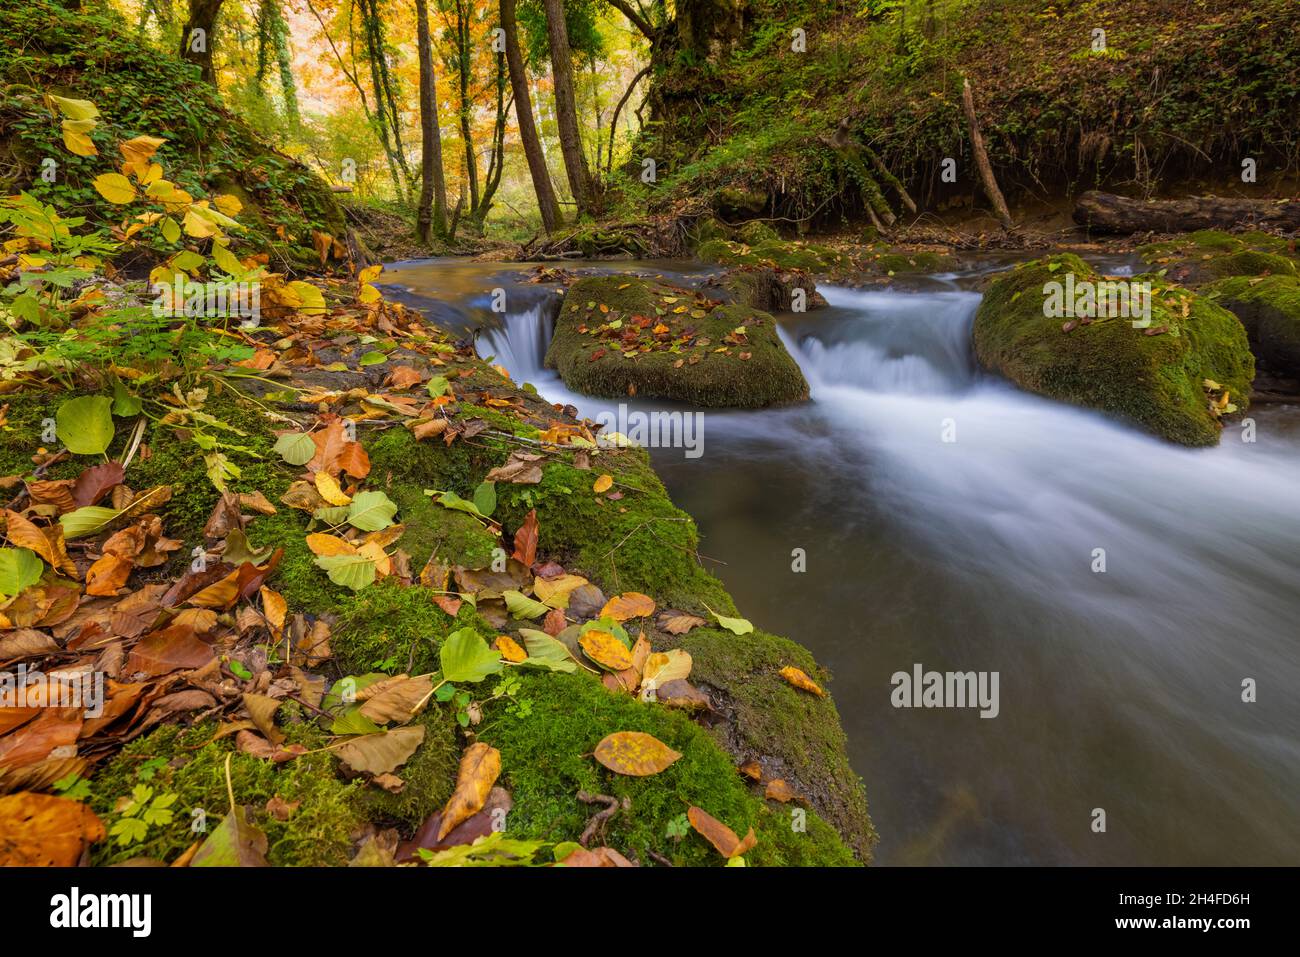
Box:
[457,267,1300,864]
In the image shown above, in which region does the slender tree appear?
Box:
[541,0,598,215]
[180,0,225,84]
[415,0,448,241]
[500,0,561,232]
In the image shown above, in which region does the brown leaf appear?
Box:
[203,492,244,540]
[593,731,681,777]
[511,509,538,567]
[241,693,284,745]
[0,792,105,865]
[484,451,544,485]
[764,779,797,803]
[357,675,433,725]
[336,442,371,479]
[124,624,214,677]
[739,759,763,781]
[687,806,757,859]
[542,607,567,637]
[0,628,58,663]
[559,846,636,867]
[238,491,277,515]
[265,795,300,821]
[657,610,707,635]
[437,742,502,841]
[335,725,425,776]
[307,419,348,475]
[25,479,76,513]
[0,708,82,771]
[72,462,125,508]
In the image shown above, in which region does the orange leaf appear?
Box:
[336,442,371,479]
[600,591,656,622]
[687,806,757,859]
[186,570,240,609]
[0,792,105,866]
[779,666,825,698]
[84,553,132,596]
[592,474,613,494]
[493,635,527,663]
[305,533,355,557]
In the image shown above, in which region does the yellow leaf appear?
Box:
[358,284,381,304]
[592,474,613,494]
[355,541,391,577]
[182,207,219,239]
[593,731,681,776]
[92,172,136,205]
[61,126,97,157]
[119,134,165,172]
[213,193,243,217]
[287,281,327,316]
[46,94,99,121]
[532,573,588,608]
[314,471,351,506]
[358,264,384,284]
[579,630,634,671]
[437,743,501,840]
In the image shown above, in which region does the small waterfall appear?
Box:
[787,288,982,395]
[475,301,556,383]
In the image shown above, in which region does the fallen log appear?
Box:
[1074,191,1300,234]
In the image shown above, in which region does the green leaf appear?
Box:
[0,547,43,597]
[191,806,269,867]
[359,351,388,366]
[331,706,385,736]
[55,395,114,455]
[429,489,489,521]
[314,553,377,591]
[516,629,579,673]
[439,628,503,683]
[346,490,398,531]
[427,375,450,398]
[58,505,119,539]
[704,603,753,635]
[273,432,316,466]
[111,380,142,417]
[503,589,549,621]
[472,480,497,518]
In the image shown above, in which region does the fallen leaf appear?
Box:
[437,742,501,841]
[687,806,757,859]
[600,592,656,622]
[579,630,634,671]
[592,474,613,494]
[593,731,681,776]
[511,509,538,567]
[779,665,825,698]
[0,792,105,865]
[336,725,426,776]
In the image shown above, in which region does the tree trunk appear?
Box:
[180,0,224,85]
[961,78,1014,230]
[415,0,448,242]
[542,0,598,215]
[1074,191,1300,234]
[501,0,561,232]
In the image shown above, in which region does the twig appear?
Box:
[577,790,629,847]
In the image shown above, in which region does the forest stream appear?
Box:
[385,256,1300,866]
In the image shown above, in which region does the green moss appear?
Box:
[1205,274,1300,374]
[1205,250,1297,280]
[478,671,858,867]
[378,480,498,572]
[358,706,461,828]
[678,627,877,861]
[545,275,808,408]
[697,237,851,272]
[89,720,364,866]
[332,580,463,675]
[973,254,1255,446]
[867,249,954,274]
[737,221,780,245]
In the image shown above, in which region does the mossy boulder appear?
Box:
[720,265,826,313]
[1205,274,1300,375]
[737,221,780,245]
[974,254,1254,446]
[1139,230,1298,287]
[696,237,852,272]
[545,275,809,407]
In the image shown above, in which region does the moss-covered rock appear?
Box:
[545,275,809,408]
[720,265,826,313]
[737,221,780,245]
[973,254,1254,446]
[1139,230,1298,287]
[697,237,852,272]
[1205,274,1300,374]
[89,721,364,867]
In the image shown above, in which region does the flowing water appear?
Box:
[384,257,1300,866]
